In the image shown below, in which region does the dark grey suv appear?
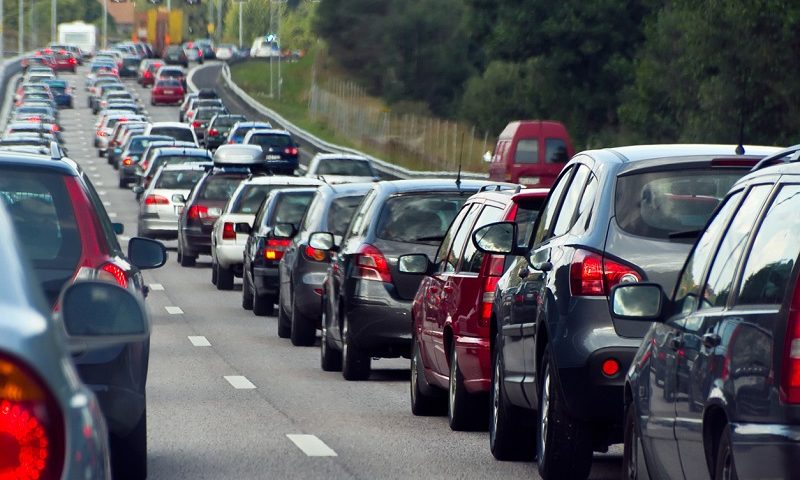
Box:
[473,144,780,478]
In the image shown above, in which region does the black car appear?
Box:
[615,145,800,480]
[242,188,318,317]
[162,45,188,68]
[120,55,141,77]
[191,106,227,144]
[471,144,780,478]
[278,182,372,346]
[116,135,174,187]
[313,179,488,380]
[243,129,299,175]
[203,113,247,149]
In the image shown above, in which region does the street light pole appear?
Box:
[51,0,57,43]
[102,0,107,48]
[17,0,23,54]
[238,1,242,48]
[276,0,281,101]
[0,0,4,58]
[268,0,273,98]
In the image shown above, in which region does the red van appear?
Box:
[487,120,574,188]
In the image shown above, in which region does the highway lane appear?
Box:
[54,64,622,479]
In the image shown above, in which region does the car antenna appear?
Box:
[455,130,464,190]
[735,83,746,155]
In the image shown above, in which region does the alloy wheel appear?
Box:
[539,370,551,462]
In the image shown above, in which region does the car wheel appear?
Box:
[216,262,234,290]
[290,294,316,346]
[537,346,592,480]
[320,302,342,371]
[118,178,127,188]
[410,340,446,416]
[253,292,274,317]
[179,243,196,267]
[448,343,487,431]
[342,315,370,381]
[277,297,291,337]
[490,330,536,460]
[623,402,649,479]
[714,425,739,480]
[112,409,147,480]
[211,258,218,285]
[242,271,254,310]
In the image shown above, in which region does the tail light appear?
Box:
[781,287,800,403]
[68,57,76,65]
[569,249,640,296]
[304,245,327,262]
[479,255,505,327]
[191,121,201,128]
[264,238,291,261]
[187,204,210,219]
[0,353,65,480]
[208,128,219,137]
[284,147,299,156]
[601,358,621,377]
[187,111,195,119]
[144,194,169,205]
[222,222,236,240]
[96,130,106,137]
[144,71,152,78]
[122,157,133,166]
[354,244,391,283]
[50,125,59,132]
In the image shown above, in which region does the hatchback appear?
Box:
[137,163,211,240]
[144,122,198,145]
[243,129,300,175]
[116,135,174,187]
[162,45,188,67]
[225,121,273,144]
[135,145,212,196]
[151,79,185,106]
[306,153,380,184]
[191,106,227,142]
[203,113,247,150]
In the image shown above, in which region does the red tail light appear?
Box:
[304,245,327,262]
[187,205,209,219]
[354,244,391,282]
[284,147,298,156]
[208,128,219,137]
[187,111,195,119]
[222,222,236,240]
[781,287,800,403]
[479,255,505,327]
[569,249,640,296]
[264,238,291,261]
[68,57,76,65]
[144,194,169,205]
[50,125,59,132]
[0,353,65,480]
[99,262,128,288]
[191,121,201,128]
[144,71,152,78]
[122,157,133,166]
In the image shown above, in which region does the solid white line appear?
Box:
[224,375,256,389]
[286,435,338,457]
[165,306,184,314]
[188,336,211,347]
[149,283,164,291]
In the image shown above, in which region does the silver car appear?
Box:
[137,163,211,239]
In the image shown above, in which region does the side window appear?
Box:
[462,205,504,273]
[531,166,573,246]
[545,138,569,163]
[346,189,376,238]
[514,139,539,164]
[444,205,481,273]
[673,190,744,315]
[434,204,473,267]
[570,174,598,235]
[514,200,545,247]
[737,184,800,305]
[699,185,771,310]
[552,165,590,237]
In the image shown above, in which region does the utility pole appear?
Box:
[0,0,4,58]
[102,0,107,48]
[17,0,23,54]
[268,0,273,98]
[216,0,222,42]
[238,0,243,48]
[51,0,57,43]
[276,0,281,101]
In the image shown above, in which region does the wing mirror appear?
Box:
[609,283,665,322]
[171,193,186,204]
[128,237,167,269]
[60,281,149,346]
[398,254,432,275]
[472,221,519,255]
[273,223,297,239]
[308,232,336,252]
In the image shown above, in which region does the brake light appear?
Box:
[479,255,505,327]
[222,222,236,240]
[569,249,640,296]
[50,125,59,132]
[781,286,800,404]
[144,194,169,205]
[144,71,152,78]
[208,128,219,137]
[187,111,195,119]
[304,245,327,262]
[0,354,65,480]
[601,358,621,377]
[187,205,209,219]
[264,238,291,261]
[97,130,106,137]
[122,157,133,166]
[68,57,76,65]
[284,147,298,156]
[98,263,128,288]
[192,121,201,128]
[354,244,391,282]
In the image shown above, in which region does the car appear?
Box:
[119,54,141,77]
[315,179,493,380]
[614,145,800,480]
[90,83,126,114]
[0,149,167,479]
[5,122,63,144]
[203,113,248,150]
[178,93,199,122]
[191,106,227,143]
[50,49,78,72]
[107,121,148,167]
[242,129,300,175]
[42,78,74,108]
[278,182,372,346]
[471,143,781,478]
[154,65,187,90]
[138,59,163,87]
[135,145,212,196]
[162,45,188,68]
[116,135,175,187]
[143,122,198,145]
[176,145,267,267]
[137,163,211,240]
[224,121,273,144]
[215,44,236,61]
[212,176,324,290]
[151,79,185,106]
[306,153,380,183]
[184,98,225,123]
[404,186,548,429]
[487,121,574,187]
[95,114,147,156]
[184,45,204,64]
[21,54,51,71]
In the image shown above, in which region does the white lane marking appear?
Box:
[188,336,211,347]
[95,181,105,186]
[89,166,97,171]
[87,160,95,165]
[108,212,118,218]
[286,435,338,457]
[149,283,165,291]
[98,191,107,195]
[92,173,101,178]
[103,201,111,206]
[118,235,131,242]
[165,306,184,314]
[224,375,256,389]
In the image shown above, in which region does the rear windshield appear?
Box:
[123,57,140,66]
[155,155,209,168]
[213,116,244,128]
[155,170,205,190]
[248,134,292,149]
[232,126,255,138]
[156,79,181,88]
[151,127,194,143]
[270,192,315,226]
[328,195,364,236]
[196,109,221,120]
[376,194,467,245]
[129,137,163,153]
[231,184,320,214]
[316,158,373,177]
[160,70,183,78]
[615,169,745,239]
[199,175,244,201]
[514,139,538,164]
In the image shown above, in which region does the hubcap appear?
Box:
[491,357,500,441]
[411,347,418,403]
[449,350,457,416]
[721,445,733,480]
[539,371,551,462]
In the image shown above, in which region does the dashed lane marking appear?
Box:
[149,283,165,291]
[108,212,118,218]
[224,375,256,389]
[188,336,211,347]
[286,435,338,457]
[165,306,184,314]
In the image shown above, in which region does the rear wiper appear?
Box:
[668,229,702,239]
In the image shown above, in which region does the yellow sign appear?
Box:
[207,23,215,34]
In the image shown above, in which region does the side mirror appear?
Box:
[128,237,167,269]
[273,223,296,239]
[309,231,335,251]
[609,283,665,321]
[472,221,518,255]
[113,147,122,155]
[60,281,149,344]
[112,222,124,234]
[398,254,431,275]
[208,207,223,217]
[172,193,186,204]
[235,222,252,234]
[132,185,144,194]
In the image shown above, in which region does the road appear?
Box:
[54,62,622,479]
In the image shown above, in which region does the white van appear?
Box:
[250,36,280,58]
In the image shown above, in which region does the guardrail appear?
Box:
[0,55,28,132]
[214,62,486,181]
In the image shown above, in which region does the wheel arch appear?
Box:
[702,402,729,477]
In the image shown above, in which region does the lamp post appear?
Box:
[0,0,4,58]
[102,0,107,48]
[238,0,242,48]
[51,0,57,43]
[17,0,23,54]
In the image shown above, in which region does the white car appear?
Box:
[136,163,211,239]
[214,45,235,61]
[305,153,380,184]
[143,121,199,146]
[95,113,147,156]
[211,176,324,290]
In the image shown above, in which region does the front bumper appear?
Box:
[731,423,800,480]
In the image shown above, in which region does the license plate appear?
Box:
[164,90,174,94]
[519,176,541,185]
[265,155,281,160]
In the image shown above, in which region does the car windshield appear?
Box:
[269,192,315,226]
[199,175,244,201]
[376,194,467,245]
[196,109,222,120]
[151,127,194,143]
[155,170,205,190]
[316,158,373,176]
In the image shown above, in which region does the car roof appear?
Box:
[234,121,272,128]
[324,182,375,195]
[312,153,370,162]
[596,144,782,164]
[0,150,78,175]
[247,129,290,136]
[241,176,325,186]
[150,122,191,129]
[154,147,211,156]
[375,179,498,194]
[160,162,212,171]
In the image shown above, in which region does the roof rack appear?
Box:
[478,184,520,193]
[751,144,800,172]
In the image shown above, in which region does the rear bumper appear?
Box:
[345,294,412,358]
[140,217,178,238]
[182,229,212,254]
[731,423,800,480]
[216,243,244,268]
[153,94,183,104]
[294,272,328,321]
[253,265,280,297]
[455,334,491,394]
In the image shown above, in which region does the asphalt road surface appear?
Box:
[54,62,623,479]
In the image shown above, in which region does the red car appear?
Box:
[407,187,549,430]
[139,61,163,87]
[51,50,78,73]
[151,79,185,105]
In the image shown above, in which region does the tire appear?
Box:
[714,425,739,480]
[253,292,274,317]
[277,298,291,337]
[112,409,147,480]
[537,346,592,480]
[242,271,254,310]
[320,301,342,371]
[216,262,234,290]
[342,315,371,381]
[410,340,446,416]
[290,295,316,346]
[448,344,487,431]
[211,258,218,285]
[490,331,536,460]
[118,178,127,188]
[178,242,196,267]
[623,402,649,480]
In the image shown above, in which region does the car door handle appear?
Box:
[702,333,721,349]
[670,336,684,350]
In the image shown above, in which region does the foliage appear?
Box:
[223,0,317,50]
